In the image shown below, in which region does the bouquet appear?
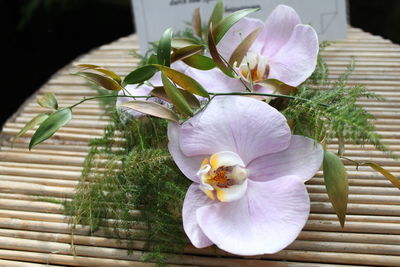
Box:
[17,0,399,264]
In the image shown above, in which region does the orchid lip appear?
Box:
[197,151,248,202]
[235,51,270,83]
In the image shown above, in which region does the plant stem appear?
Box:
[209,91,328,106]
[68,94,148,109]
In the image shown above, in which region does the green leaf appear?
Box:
[362,162,400,190]
[147,54,158,65]
[161,74,193,117]
[258,79,298,95]
[152,64,209,98]
[77,64,121,84]
[228,27,262,66]
[15,113,49,139]
[171,45,204,63]
[120,100,179,122]
[212,8,259,44]
[323,151,348,228]
[208,0,224,29]
[192,7,202,38]
[29,108,72,150]
[157,27,173,66]
[37,93,58,110]
[123,65,159,85]
[208,24,234,77]
[151,86,200,109]
[171,38,199,49]
[183,54,216,70]
[76,72,123,91]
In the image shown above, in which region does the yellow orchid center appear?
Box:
[236,51,270,83]
[197,151,248,202]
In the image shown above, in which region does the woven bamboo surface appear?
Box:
[0,28,400,266]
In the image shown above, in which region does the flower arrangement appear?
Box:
[17,0,399,264]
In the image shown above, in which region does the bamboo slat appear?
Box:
[0,27,400,266]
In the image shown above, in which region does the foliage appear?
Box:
[65,111,191,265]
[282,54,390,156]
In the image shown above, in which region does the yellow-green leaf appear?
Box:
[76,72,123,91]
[37,93,58,110]
[258,79,298,95]
[120,100,179,122]
[29,108,72,150]
[123,65,159,85]
[192,7,202,38]
[363,162,400,189]
[77,64,121,84]
[15,113,49,139]
[183,54,216,70]
[228,27,262,66]
[208,24,234,77]
[208,0,224,30]
[151,86,200,109]
[161,74,193,117]
[212,8,259,44]
[158,27,173,66]
[323,151,348,228]
[171,45,204,62]
[152,64,209,98]
[171,38,199,49]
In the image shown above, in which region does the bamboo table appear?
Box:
[0,28,400,266]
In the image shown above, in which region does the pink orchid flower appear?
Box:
[189,4,319,94]
[168,96,323,255]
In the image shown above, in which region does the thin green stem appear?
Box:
[68,94,148,109]
[209,92,329,106]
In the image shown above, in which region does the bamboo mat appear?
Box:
[0,27,400,266]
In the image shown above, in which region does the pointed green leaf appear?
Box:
[37,93,58,110]
[152,64,209,98]
[323,151,348,228]
[363,162,400,190]
[208,0,224,29]
[123,65,159,85]
[212,8,259,44]
[183,54,216,70]
[120,100,179,122]
[258,79,298,95]
[29,108,72,150]
[161,74,193,117]
[151,86,200,109]
[76,72,123,91]
[77,64,121,84]
[228,27,262,66]
[15,113,49,139]
[192,7,202,38]
[208,24,234,77]
[171,38,199,49]
[171,45,204,63]
[158,27,173,66]
[147,54,158,65]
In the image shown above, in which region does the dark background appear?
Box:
[1,0,400,126]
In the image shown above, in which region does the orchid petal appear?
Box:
[168,122,205,183]
[217,17,264,62]
[268,24,319,86]
[248,135,323,182]
[183,183,214,248]
[179,96,291,164]
[186,67,245,93]
[197,176,310,255]
[259,5,301,57]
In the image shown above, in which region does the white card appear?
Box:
[132,0,347,54]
